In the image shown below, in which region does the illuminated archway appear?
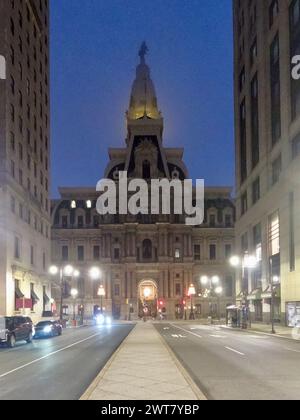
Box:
[138,280,158,318]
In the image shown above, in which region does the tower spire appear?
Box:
[127,43,160,120]
[139,41,149,65]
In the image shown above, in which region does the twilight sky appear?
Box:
[50,0,234,197]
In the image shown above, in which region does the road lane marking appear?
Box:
[210,335,226,338]
[225,346,245,356]
[0,331,103,379]
[170,324,202,339]
[285,348,300,354]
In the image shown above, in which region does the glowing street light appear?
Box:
[71,288,78,321]
[97,285,105,313]
[89,267,101,280]
[229,255,241,268]
[188,284,196,320]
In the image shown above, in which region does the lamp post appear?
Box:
[270,257,276,334]
[98,285,105,314]
[188,284,196,320]
[200,275,220,319]
[215,286,223,320]
[70,288,78,321]
[49,264,76,323]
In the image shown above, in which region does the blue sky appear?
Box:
[50,0,234,197]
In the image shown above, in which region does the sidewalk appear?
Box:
[81,322,206,401]
[223,322,299,340]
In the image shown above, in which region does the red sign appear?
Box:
[16,298,32,310]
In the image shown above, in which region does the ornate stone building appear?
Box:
[0,0,52,322]
[51,46,235,320]
[233,0,300,325]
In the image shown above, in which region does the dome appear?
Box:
[127,43,161,120]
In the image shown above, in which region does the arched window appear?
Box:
[142,239,152,259]
[142,160,151,179]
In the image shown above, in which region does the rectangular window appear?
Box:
[292,133,300,158]
[62,216,68,228]
[251,74,259,168]
[272,155,282,185]
[175,249,180,259]
[114,248,120,260]
[209,214,216,227]
[14,236,20,260]
[253,224,262,262]
[270,34,281,145]
[289,192,295,272]
[93,246,100,260]
[225,214,232,227]
[268,211,280,256]
[225,244,232,259]
[252,177,260,205]
[240,100,247,183]
[78,216,84,228]
[209,244,216,260]
[269,0,279,28]
[77,246,84,261]
[62,245,68,262]
[175,283,181,296]
[194,244,201,261]
[30,245,34,266]
[241,192,248,215]
[114,284,120,297]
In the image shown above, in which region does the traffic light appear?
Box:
[158,299,164,308]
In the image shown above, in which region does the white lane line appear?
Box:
[0,332,102,379]
[210,335,226,339]
[170,324,202,339]
[285,348,300,354]
[225,346,245,356]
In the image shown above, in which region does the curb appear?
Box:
[220,325,300,342]
[80,325,137,400]
[80,322,207,401]
[155,326,207,401]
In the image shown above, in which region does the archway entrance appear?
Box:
[138,280,158,318]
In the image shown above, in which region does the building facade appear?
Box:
[233,0,300,325]
[0,0,52,322]
[51,46,235,321]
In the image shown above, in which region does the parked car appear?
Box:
[34,320,62,338]
[0,316,34,348]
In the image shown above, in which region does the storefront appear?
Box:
[286,302,300,327]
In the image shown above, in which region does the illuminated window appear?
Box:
[71,200,76,209]
[86,200,92,209]
[268,211,280,256]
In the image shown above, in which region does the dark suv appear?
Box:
[0,316,34,348]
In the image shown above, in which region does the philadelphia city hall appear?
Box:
[51,44,235,320]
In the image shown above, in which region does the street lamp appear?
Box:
[70,288,78,321]
[215,286,223,320]
[188,284,196,320]
[49,264,76,322]
[229,254,258,329]
[97,285,105,314]
[89,266,101,281]
[200,275,221,318]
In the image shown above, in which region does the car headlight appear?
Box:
[105,316,112,325]
[43,325,52,333]
[96,314,105,325]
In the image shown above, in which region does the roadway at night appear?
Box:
[155,323,300,400]
[0,324,134,400]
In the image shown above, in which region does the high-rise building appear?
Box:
[51,45,235,321]
[0,0,52,321]
[233,0,300,325]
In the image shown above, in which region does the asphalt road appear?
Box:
[0,323,134,400]
[155,322,300,400]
